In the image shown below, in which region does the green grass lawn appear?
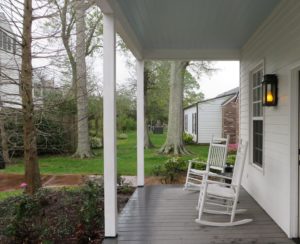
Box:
[0,190,22,200]
[0,131,209,176]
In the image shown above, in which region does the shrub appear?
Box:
[118,133,128,140]
[77,181,104,242]
[183,133,194,144]
[227,154,236,166]
[90,137,102,149]
[4,194,43,242]
[3,113,74,156]
[152,157,187,183]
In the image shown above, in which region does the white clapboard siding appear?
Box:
[0,13,21,108]
[240,0,300,237]
[197,96,229,144]
[183,105,197,141]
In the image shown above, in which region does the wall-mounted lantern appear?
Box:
[262,74,278,106]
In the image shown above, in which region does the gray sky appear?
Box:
[113,53,239,99]
[198,61,239,99]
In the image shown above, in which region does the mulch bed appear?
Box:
[0,174,85,191]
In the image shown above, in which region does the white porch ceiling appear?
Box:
[102,0,281,60]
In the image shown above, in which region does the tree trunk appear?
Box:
[73,1,92,158]
[159,61,190,155]
[144,68,154,149]
[95,117,99,137]
[21,0,41,194]
[0,115,11,164]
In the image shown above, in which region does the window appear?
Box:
[184,114,188,131]
[3,33,7,50]
[13,38,16,54]
[192,113,197,134]
[0,30,2,49]
[0,30,16,52]
[252,67,264,167]
[7,37,11,51]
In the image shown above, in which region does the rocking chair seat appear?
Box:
[190,169,207,175]
[207,184,235,199]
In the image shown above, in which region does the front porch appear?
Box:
[104,185,293,244]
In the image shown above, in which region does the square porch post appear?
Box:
[136,60,145,186]
[103,13,117,237]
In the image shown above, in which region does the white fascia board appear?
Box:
[97,0,143,59]
[112,0,144,59]
[143,49,240,61]
[115,19,143,60]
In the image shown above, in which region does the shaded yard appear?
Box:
[0,132,209,176]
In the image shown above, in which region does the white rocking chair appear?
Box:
[184,135,229,191]
[195,139,252,227]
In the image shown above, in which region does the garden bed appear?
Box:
[0,182,135,243]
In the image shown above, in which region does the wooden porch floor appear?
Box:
[103,185,295,244]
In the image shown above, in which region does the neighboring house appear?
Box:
[33,77,57,107]
[0,12,21,109]
[184,88,239,144]
[0,12,44,109]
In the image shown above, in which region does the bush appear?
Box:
[4,192,45,242]
[90,137,102,149]
[152,157,187,183]
[77,181,104,242]
[117,116,136,132]
[227,154,236,166]
[183,133,194,144]
[3,112,74,156]
[118,133,128,140]
[0,184,104,243]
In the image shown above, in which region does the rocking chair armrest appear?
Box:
[205,179,237,188]
[188,159,207,165]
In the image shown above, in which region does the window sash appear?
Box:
[0,30,2,49]
[192,113,196,134]
[3,33,7,50]
[7,37,11,51]
[251,68,264,167]
[184,115,188,131]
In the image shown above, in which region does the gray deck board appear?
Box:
[103,185,295,244]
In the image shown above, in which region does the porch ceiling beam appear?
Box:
[143,49,240,61]
[103,13,117,237]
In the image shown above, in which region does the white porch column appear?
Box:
[103,13,117,237]
[136,60,145,186]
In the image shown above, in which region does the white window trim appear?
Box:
[184,114,188,132]
[249,61,265,174]
[192,113,197,134]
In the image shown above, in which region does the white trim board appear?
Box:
[289,62,300,238]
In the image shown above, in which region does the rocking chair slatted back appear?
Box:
[231,139,249,187]
[206,135,229,173]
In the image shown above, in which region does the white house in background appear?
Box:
[97,0,300,239]
[184,88,239,144]
[0,12,21,109]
